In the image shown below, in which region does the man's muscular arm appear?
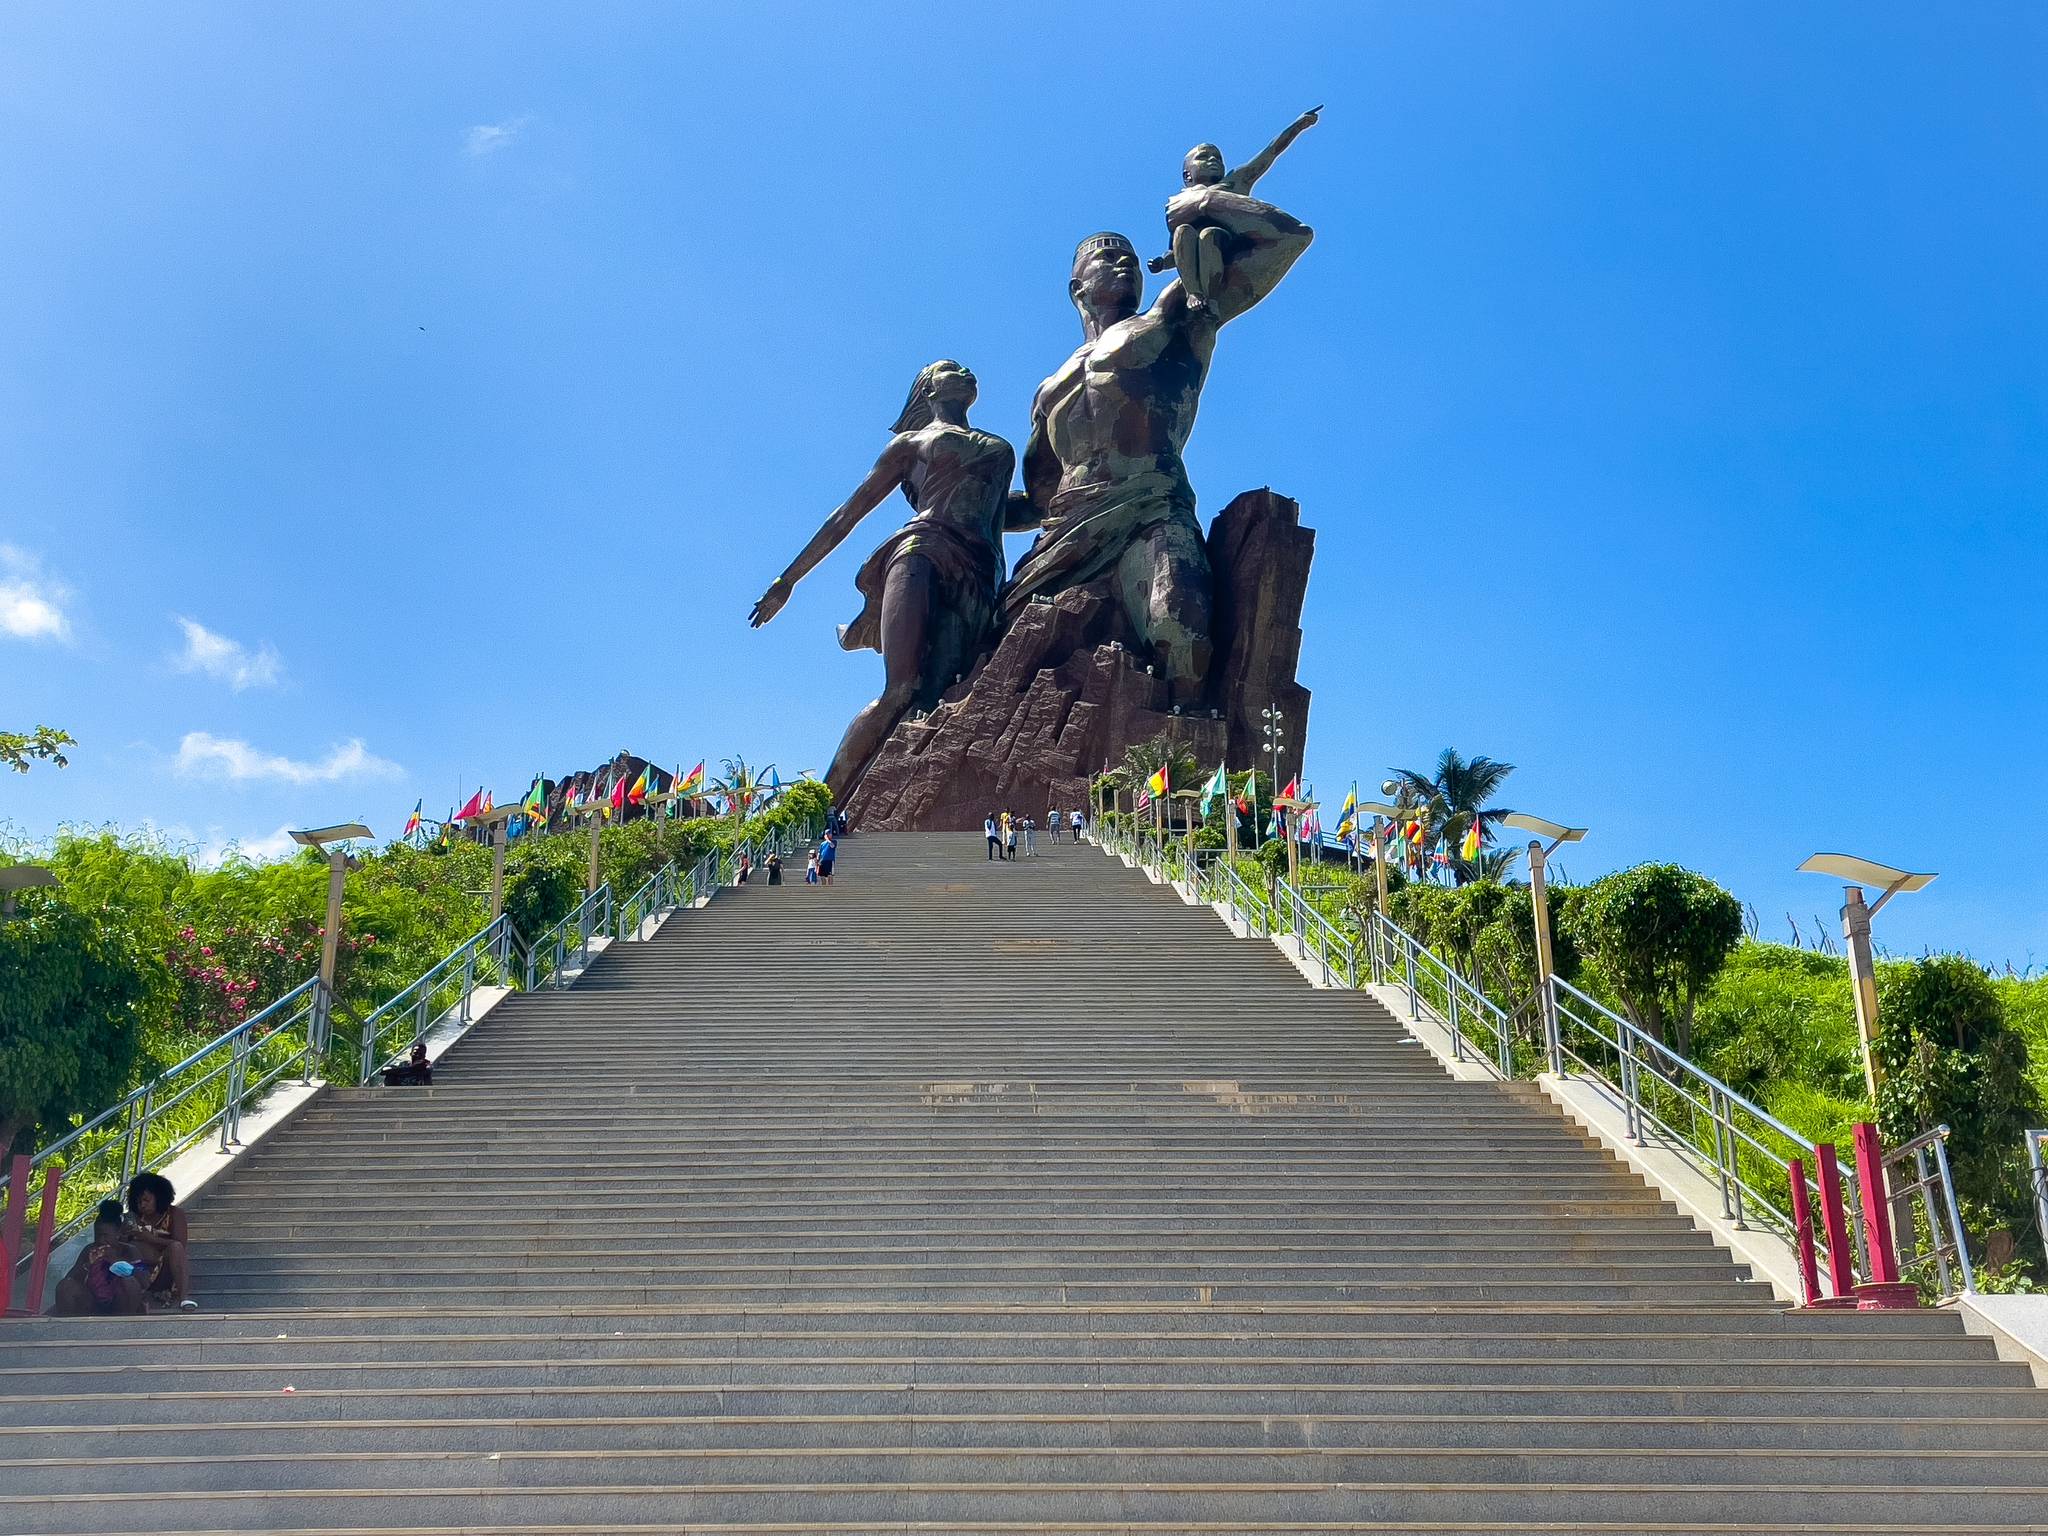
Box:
[1005,409,1057,531]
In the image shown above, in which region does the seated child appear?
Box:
[1150,105,1321,311]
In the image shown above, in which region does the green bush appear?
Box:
[1875,955,2046,1267]
[1567,863,1742,1056]
[0,889,149,1152]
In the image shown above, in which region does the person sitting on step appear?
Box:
[123,1171,197,1312]
[51,1201,149,1316]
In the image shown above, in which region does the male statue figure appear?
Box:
[1003,161,1315,706]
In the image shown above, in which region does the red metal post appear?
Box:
[1815,1142,1858,1300]
[1787,1158,1822,1306]
[1851,1120,1919,1310]
[0,1154,27,1315]
[23,1163,63,1316]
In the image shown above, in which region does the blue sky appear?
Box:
[1,3,2042,962]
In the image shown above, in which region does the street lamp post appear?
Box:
[1501,812,1589,1075]
[1354,801,1405,920]
[477,803,522,920]
[1798,854,1937,1099]
[288,823,372,1054]
[1260,707,1286,837]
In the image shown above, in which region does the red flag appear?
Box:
[453,789,483,822]
[610,773,627,811]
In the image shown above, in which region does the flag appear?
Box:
[1461,819,1482,861]
[1145,764,1169,798]
[522,775,545,820]
[1235,772,1254,816]
[1199,762,1226,818]
[627,767,649,806]
[1135,787,1153,813]
[677,760,706,796]
[1278,775,1299,803]
[611,773,629,812]
[403,800,422,839]
[453,789,483,822]
[481,791,493,816]
[1334,785,1357,839]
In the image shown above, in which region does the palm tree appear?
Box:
[1387,748,1515,886]
[1121,734,1202,833]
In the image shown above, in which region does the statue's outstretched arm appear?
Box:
[750,436,915,627]
[1232,104,1321,191]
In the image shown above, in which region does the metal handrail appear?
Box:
[6,976,321,1247]
[1549,974,1823,1243]
[1884,1124,1975,1296]
[357,915,520,1084]
[2030,1130,2048,1269]
[1366,911,1513,1077]
[524,885,612,991]
[1274,877,1359,988]
[615,861,683,941]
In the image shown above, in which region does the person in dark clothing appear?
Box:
[384,1041,432,1086]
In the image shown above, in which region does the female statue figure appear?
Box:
[749,360,1015,801]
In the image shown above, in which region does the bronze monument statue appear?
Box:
[754,113,1322,828]
[1002,113,1317,705]
[749,361,1015,801]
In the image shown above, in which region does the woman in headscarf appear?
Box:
[749,361,1015,801]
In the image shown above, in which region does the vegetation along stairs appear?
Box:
[5,831,2046,1534]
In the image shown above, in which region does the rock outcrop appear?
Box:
[844,489,1313,831]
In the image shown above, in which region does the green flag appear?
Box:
[1199,761,1227,819]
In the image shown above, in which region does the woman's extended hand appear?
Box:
[749,578,792,628]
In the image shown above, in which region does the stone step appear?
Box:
[5,1380,2036,1429]
[8,1409,2045,1456]
[5,1476,2048,1529]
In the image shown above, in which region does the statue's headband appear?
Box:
[1071,232,1136,282]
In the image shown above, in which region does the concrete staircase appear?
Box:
[4,831,2045,1533]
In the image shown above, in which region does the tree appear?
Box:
[1875,956,2046,1269]
[1388,748,1514,885]
[0,891,148,1154]
[1,725,74,775]
[1568,863,1742,1056]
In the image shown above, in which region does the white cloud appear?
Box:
[0,545,73,643]
[173,616,283,691]
[199,825,300,867]
[174,731,400,785]
[464,116,532,157]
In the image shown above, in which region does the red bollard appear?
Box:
[23,1163,63,1316]
[1851,1121,1918,1310]
[1812,1143,1860,1306]
[1787,1158,1823,1306]
[0,1153,27,1315]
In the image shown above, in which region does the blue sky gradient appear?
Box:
[2,3,2042,960]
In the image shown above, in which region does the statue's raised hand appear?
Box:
[749,579,791,628]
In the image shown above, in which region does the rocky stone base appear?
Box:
[843,489,1313,833]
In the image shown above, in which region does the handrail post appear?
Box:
[22,1161,62,1315]
[1851,1121,1917,1307]
[0,1153,27,1312]
[1815,1142,1857,1299]
[1788,1158,1823,1306]
[1930,1131,1975,1294]
[1529,842,1562,1075]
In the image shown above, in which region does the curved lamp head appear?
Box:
[289,823,371,849]
[1500,813,1587,845]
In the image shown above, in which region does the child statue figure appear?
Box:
[1149,106,1322,312]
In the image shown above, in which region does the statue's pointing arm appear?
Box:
[750,436,916,628]
[1230,105,1322,192]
